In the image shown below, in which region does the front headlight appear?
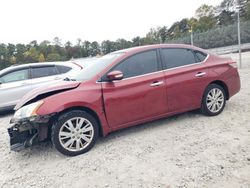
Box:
[14,101,44,120]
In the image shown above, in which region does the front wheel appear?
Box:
[201,84,226,116]
[51,110,99,156]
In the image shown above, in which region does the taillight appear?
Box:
[229,62,238,68]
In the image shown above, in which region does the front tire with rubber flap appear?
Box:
[201,84,226,116]
[51,110,99,156]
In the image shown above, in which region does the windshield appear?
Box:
[72,57,99,68]
[73,52,124,81]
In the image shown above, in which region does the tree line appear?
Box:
[0,0,250,70]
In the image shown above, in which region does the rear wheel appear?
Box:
[201,84,226,116]
[51,110,99,156]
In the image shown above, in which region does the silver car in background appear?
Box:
[0,62,82,111]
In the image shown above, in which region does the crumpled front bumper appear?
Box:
[7,114,55,151]
[8,126,35,151]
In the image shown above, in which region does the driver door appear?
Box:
[0,68,32,108]
[101,50,167,129]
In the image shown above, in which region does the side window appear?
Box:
[194,50,207,62]
[161,48,197,69]
[111,50,158,79]
[31,66,59,79]
[56,65,72,74]
[1,69,29,83]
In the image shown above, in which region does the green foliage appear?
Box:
[196,16,217,32]
[167,21,250,49]
[89,41,101,56]
[0,0,250,70]
[38,53,45,62]
[132,36,141,46]
[217,10,235,25]
[46,53,61,62]
[243,0,250,20]
[101,40,117,54]
[195,4,215,18]
[23,47,40,63]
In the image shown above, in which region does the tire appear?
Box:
[51,110,99,156]
[201,84,226,116]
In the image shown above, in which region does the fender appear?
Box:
[36,82,111,136]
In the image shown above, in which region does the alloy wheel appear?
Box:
[58,117,94,152]
[206,88,224,113]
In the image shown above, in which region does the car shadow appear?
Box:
[97,111,196,144]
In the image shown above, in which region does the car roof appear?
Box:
[114,44,209,54]
[0,61,75,75]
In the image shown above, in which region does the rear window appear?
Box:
[194,50,207,62]
[161,48,197,69]
[56,65,72,74]
[31,66,59,79]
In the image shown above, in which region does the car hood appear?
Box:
[15,81,81,110]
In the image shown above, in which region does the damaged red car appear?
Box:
[8,44,241,156]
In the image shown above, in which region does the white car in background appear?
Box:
[0,62,82,111]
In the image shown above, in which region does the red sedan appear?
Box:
[8,44,240,156]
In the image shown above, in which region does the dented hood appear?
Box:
[15,81,81,110]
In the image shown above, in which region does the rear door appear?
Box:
[0,67,32,108]
[101,50,167,129]
[160,48,209,112]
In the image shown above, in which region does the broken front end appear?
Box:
[7,101,54,151]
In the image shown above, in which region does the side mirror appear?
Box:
[106,70,123,81]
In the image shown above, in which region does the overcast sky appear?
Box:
[0,0,220,45]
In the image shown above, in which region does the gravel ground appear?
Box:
[0,66,250,188]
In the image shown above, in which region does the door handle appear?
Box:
[150,81,164,87]
[195,72,206,77]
